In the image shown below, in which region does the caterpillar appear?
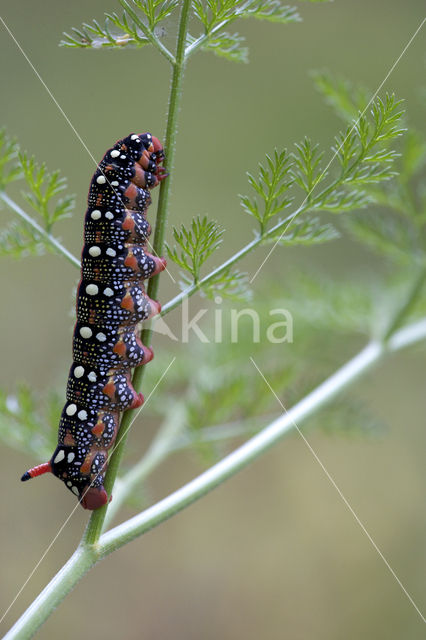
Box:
[21,132,167,510]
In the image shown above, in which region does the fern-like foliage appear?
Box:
[312,74,426,270]
[0,221,46,259]
[193,0,301,30]
[264,217,339,246]
[166,215,252,300]
[0,129,21,190]
[61,0,179,50]
[0,385,60,460]
[166,215,224,282]
[196,31,249,63]
[311,70,371,122]
[0,134,75,260]
[239,149,294,233]
[290,94,405,210]
[349,126,426,260]
[19,153,74,232]
[191,0,301,61]
[61,0,311,62]
[237,93,404,254]
[203,266,252,302]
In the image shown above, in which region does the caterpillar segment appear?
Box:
[21,133,167,510]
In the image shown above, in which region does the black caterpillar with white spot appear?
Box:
[21,133,167,510]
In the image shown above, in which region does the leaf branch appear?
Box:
[61,0,176,64]
[0,192,80,269]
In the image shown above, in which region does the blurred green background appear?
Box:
[1,0,425,638]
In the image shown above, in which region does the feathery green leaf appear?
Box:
[202,267,252,302]
[202,31,248,62]
[240,149,294,233]
[166,215,224,282]
[19,152,75,232]
[312,70,371,122]
[0,385,60,459]
[0,221,46,259]
[0,130,21,190]
[264,217,340,246]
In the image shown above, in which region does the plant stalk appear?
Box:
[5,317,426,639]
[2,547,98,640]
[96,317,426,556]
[118,0,176,64]
[83,0,193,546]
[160,206,305,316]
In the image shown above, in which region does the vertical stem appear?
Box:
[83,0,192,545]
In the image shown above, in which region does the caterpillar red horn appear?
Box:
[21,132,167,510]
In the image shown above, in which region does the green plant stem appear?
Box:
[3,547,98,640]
[97,342,382,552]
[160,206,305,316]
[0,191,80,269]
[185,18,232,57]
[118,0,176,64]
[83,0,192,546]
[103,411,277,528]
[185,1,255,58]
[6,316,426,640]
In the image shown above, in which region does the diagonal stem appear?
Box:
[118,0,176,64]
[0,191,80,269]
[5,316,426,639]
[96,320,426,563]
[160,206,306,317]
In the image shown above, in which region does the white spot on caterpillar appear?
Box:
[105,211,114,220]
[88,372,97,382]
[86,284,99,296]
[74,366,85,378]
[96,175,106,184]
[78,410,88,420]
[91,210,101,220]
[120,154,126,160]
[104,287,114,297]
[71,486,80,496]
[80,326,93,339]
[106,248,116,257]
[96,332,107,342]
[110,150,120,158]
[131,135,139,141]
[89,246,101,257]
[54,450,65,464]
[66,480,72,487]
[67,452,75,463]
[111,181,119,187]
[66,404,77,416]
